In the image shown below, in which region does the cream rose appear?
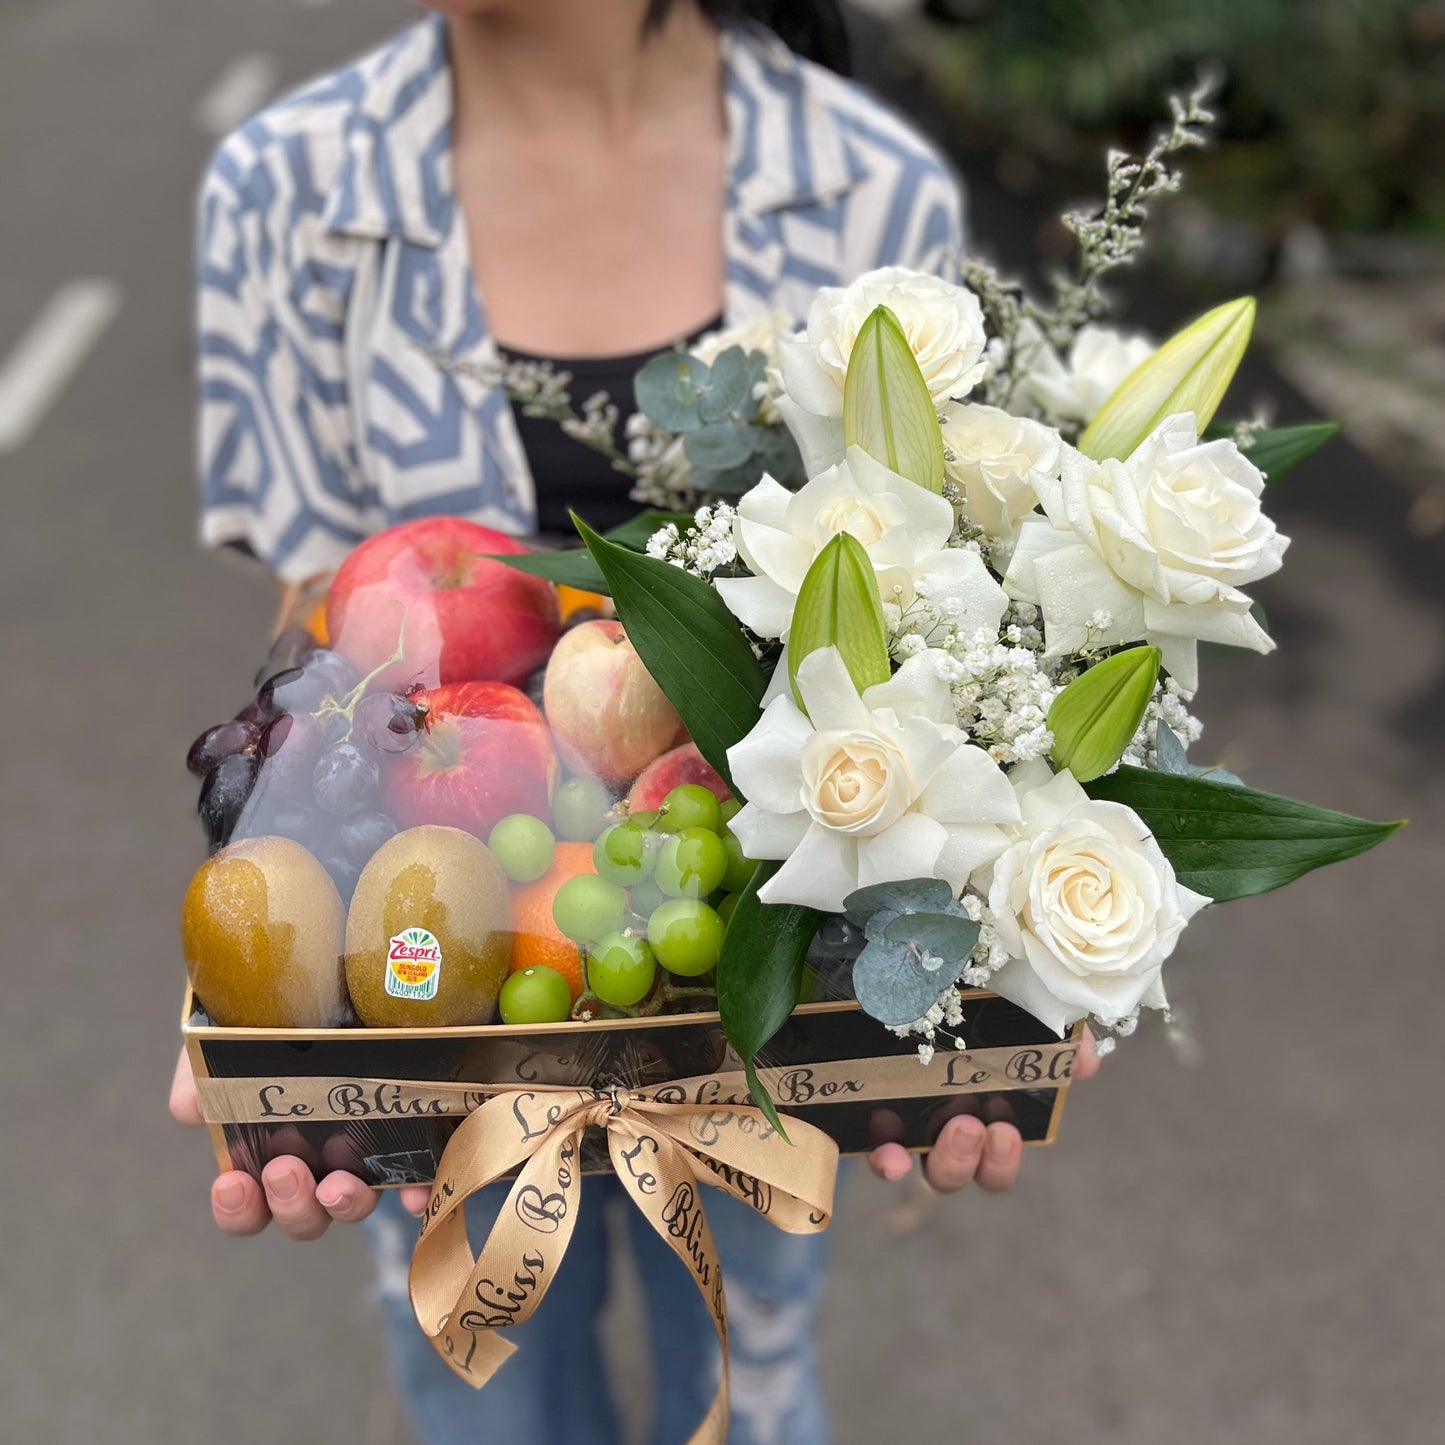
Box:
[779,266,989,420]
[1004,413,1289,691]
[974,762,1210,1035]
[940,401,1061,544]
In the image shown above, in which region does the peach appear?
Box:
[626,743,732,813]
[542,620,681,785]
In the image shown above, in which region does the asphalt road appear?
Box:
[2,5,1442,1443]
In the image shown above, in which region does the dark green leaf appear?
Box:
[575,517,766,789]
[635,352,709,431]
[1084,766,1402,901]
[1204,421,1341,483]
[487,549,610,595]
[743,1058,789,1142]
[603,510,694,551]
[718,860,824,1138]
[684,420,755,471]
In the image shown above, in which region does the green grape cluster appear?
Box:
[573,784,757,1010]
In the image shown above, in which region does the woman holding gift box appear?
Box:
[174,1,1097,1440]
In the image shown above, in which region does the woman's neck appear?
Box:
[445,1,721,142]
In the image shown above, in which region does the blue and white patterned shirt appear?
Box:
[197,17,965,582]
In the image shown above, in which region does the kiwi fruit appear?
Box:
[345,824,511,1027]
[182,835,347,1028]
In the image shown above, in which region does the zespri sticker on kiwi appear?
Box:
[384,928,443,1001]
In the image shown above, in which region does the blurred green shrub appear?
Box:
[926,0,1445,237]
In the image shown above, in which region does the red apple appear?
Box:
[542,620,681,785]
[326,518,562,692]
[627,743,731,813]
[383,682,559,838]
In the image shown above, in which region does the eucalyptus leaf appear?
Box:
[842,305,945,492]
[698,346,752,423]
[1156,722,1246,788]
[690,462,758,497]
[1084,766,1402,901]
[843,878,956,930]
[853,935,957,1028]
[1048,646,1161,782]
[684,420,755,471]
[881,911,980,960]
[575,516,766,790]
[787,533,891,708]
[1155,720,1191,775]
[752,425,805,487]
[635,352,710,432]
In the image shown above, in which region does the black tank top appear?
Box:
[498,316,723,536]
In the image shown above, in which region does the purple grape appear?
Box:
[336,811,398,867]
[199,751,260,849]
[259,712,325,795]
[187,720,259,777]
[271,798,322,848]
[304,648,360,697]
[524,665,548,711]
[313,744,378,817]
[354,692,426,757]
[319,853,362,904]
[257,626,320,683]
[233,700,267,726]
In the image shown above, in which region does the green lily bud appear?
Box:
[788,532,891,712]
[843,305,945,493]
[1048,646,1162,783]
[1079,297,1255,461]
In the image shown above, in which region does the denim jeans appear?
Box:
[366,1177,831,1445]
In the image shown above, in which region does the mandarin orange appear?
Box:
[508,841,596,1000]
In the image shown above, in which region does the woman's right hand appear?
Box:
[169,1048,431,1239]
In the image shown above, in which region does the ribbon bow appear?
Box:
[407,1084,840,1445]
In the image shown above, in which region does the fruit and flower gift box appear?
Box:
[181,91,1399,1428]
[180,515,1079,1194]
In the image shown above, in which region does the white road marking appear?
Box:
[194,53,280,136]
[0,280,123,454]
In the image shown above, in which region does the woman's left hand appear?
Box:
[867,1030,1100,1194]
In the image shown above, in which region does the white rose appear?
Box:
[779,266,989,419]
[974,762,1210,1035]
[728,647,1021,912]
[715,443,1007,644]
[1019,322,1156,427]
[940,401,1061,544]
[1004,413,1290,691]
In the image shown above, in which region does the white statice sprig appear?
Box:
[1046,70,1221,345]
[428,347,637,480]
